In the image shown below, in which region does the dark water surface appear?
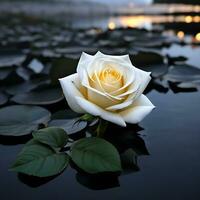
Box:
[1,90,200,200]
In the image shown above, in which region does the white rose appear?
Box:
[59,51,155,127]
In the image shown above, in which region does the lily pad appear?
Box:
[51,109,81,120]
[50,57,78,85]
[28,59,44,74]
[0,92,8,106]
[11,88,63,105]
[130,51,164,67]
[141,64,169,78]
[0,68,12,80]
[0,51,26,68]
[48,118,87,134]
[5,78,50,95]
[165,64,200,83]
[0,105,51,136]
[178,81,200,89]
[16,66,32,81]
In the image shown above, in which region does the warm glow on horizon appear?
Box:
[108,21,116,30]
[195,33,200,42]
[185,16,193,23]
[193,16,200,23]
[119,16,150,28]
[177,31,185,40]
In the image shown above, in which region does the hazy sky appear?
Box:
[86,0,153,5]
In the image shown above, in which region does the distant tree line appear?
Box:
[154,0,199,4]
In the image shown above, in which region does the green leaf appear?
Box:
[33,127,68,148]
[71,137,122,174]
[0,105,51,136]
[80,114,96,122]
[10,141,69,177]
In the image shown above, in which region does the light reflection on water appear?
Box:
[108,15,200,30]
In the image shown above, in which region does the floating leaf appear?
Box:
[169,81,197,93]
[0,92,8,106]
[33,127,68,148]
[5,78,50,95]
[16,66,32,81]
[0,51,26,68]
[71,137,122,174]
[0,68,12,80]
[167,55,187,65]
[130,51,164,67]
[0,105,51,136]
[11,88,63,105]
[50,57,78,85]
[51,109,81,120]
[178,81,200,89]
[28,59,44,73]
[141,64,168,78]
[166,64,200,83]
[49,119,87,134]
[10,141,69,177]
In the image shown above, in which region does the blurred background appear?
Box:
[0,0,199,63]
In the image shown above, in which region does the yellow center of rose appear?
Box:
[87,66,126,109]
[96,67,123,93]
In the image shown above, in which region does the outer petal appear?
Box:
[134,68,151,99]
[120,94,155,124]
[59,73,85,113]
[75,96,126,127]
[106,100,133,111]
[95,51,132,65]
[77,52,94,80]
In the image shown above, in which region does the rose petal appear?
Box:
[87,88,121,108]
[59,74,85,113]
[95,51,132,65]
[133,68,151,99]
[77,52,94,81]
[75,96,126,127]
[106,100,133,111]
[120,94,155,124]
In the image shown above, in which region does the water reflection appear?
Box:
[76,172,120,190]
[18,173,60,187]
[0,135,32,145]
[108,15,200,30]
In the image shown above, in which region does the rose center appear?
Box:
[96,67,123,92]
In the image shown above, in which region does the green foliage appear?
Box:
[10,127,69,177]
[33,127,68,148]
[10,141,69,177]
[71,137,122,173]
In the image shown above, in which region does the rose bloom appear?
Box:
[59,51,155,127]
